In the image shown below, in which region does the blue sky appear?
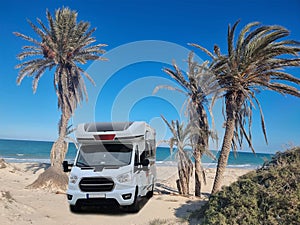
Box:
[0,0,300,153]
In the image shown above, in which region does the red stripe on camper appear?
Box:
[94,134,116,140]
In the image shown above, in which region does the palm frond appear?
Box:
[26,19,46,39]
[252,95,268,145]
[163,67,190,93]
[32,66,47,93]
[188,43,215,59]
[237,114,256,154]
[13,32,40,46]
[265,82,300,97]
[15,7,107,116]
[161,115,176,138]
[227,20,240,58]
[152,85,187,96]
[209,20,300,153]
[269,71,300,84]
[236,21,260,55]
[17,50,43,60]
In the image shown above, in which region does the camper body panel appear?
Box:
[66,122,156,210]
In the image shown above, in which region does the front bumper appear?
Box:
[67,185,136,206]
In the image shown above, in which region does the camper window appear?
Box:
[150,140,156,158]
[76,143,133,167]
[145,141,155,159]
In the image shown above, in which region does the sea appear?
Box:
[0,139,274,169]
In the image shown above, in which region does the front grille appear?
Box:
[79,177,114,192]
[76,198,119,207]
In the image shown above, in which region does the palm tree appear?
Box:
[14,8,106,191]
[155,52,217,196]
[161,116,193,195]
[191,21,300,194]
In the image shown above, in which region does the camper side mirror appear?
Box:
[141,158,150,167]
[62,161,73,172]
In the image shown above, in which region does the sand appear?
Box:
[0,160,252,225]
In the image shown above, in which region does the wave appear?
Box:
[2,157,74,164]
[156,161,260,169]
[3,157,51,163]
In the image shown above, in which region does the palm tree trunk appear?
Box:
[193,105,209,197]
[211,116,235,194]
[194,134,208,197]
[177,149,192,195]
[50,113,70,168]
[211,92,237,194]
[178,158,188,195]
[194,151,202,196]
[177,167,188,195]
[27,112,71,192]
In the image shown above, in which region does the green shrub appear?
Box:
[194,147,300,225]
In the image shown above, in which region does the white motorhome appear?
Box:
[64,122,156,212]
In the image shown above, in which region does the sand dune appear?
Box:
[0,160,251,225]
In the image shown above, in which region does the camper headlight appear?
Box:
[117,172,132,183]
[69,174,78,184]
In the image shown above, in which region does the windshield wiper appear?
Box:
[76,161,93,168]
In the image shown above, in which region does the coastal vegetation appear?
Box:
[14,7,106,191]
[191,21,300,193]
[193,147,300,224]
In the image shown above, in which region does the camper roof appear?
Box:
[84,122,133,132]
[75,122,153,144]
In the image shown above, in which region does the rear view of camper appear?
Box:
[65,122,156,212]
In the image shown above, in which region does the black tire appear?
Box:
[126,187,140,213]
[146,184,154,199]
[70,204,81,213]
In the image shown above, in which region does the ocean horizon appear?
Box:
[0,139,274,169]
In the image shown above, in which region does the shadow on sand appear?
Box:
[155,182,209,224]
[25,163,50,174]
[174,198,207,225]
[69,196,150,216]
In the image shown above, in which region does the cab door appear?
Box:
[139,142,153,195]
[133,146,144,196]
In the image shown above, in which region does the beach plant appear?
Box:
[191,20,300,194]
[148,218,188,225]
[148,219,168,225]
[192,147,300,224]
[14,7,106,191]
[161,115,193,195]
[154,52,217,196]
[0,158,7,169]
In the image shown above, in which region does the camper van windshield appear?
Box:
[76,143,133,167]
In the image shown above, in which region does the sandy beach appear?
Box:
[0,160,251,225]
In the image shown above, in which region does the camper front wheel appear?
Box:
[146,184,154,199]
[70,204,81,213]
[126,187,140,213]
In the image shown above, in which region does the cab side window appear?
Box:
[150,140,156,159]
[141,141,155,162]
